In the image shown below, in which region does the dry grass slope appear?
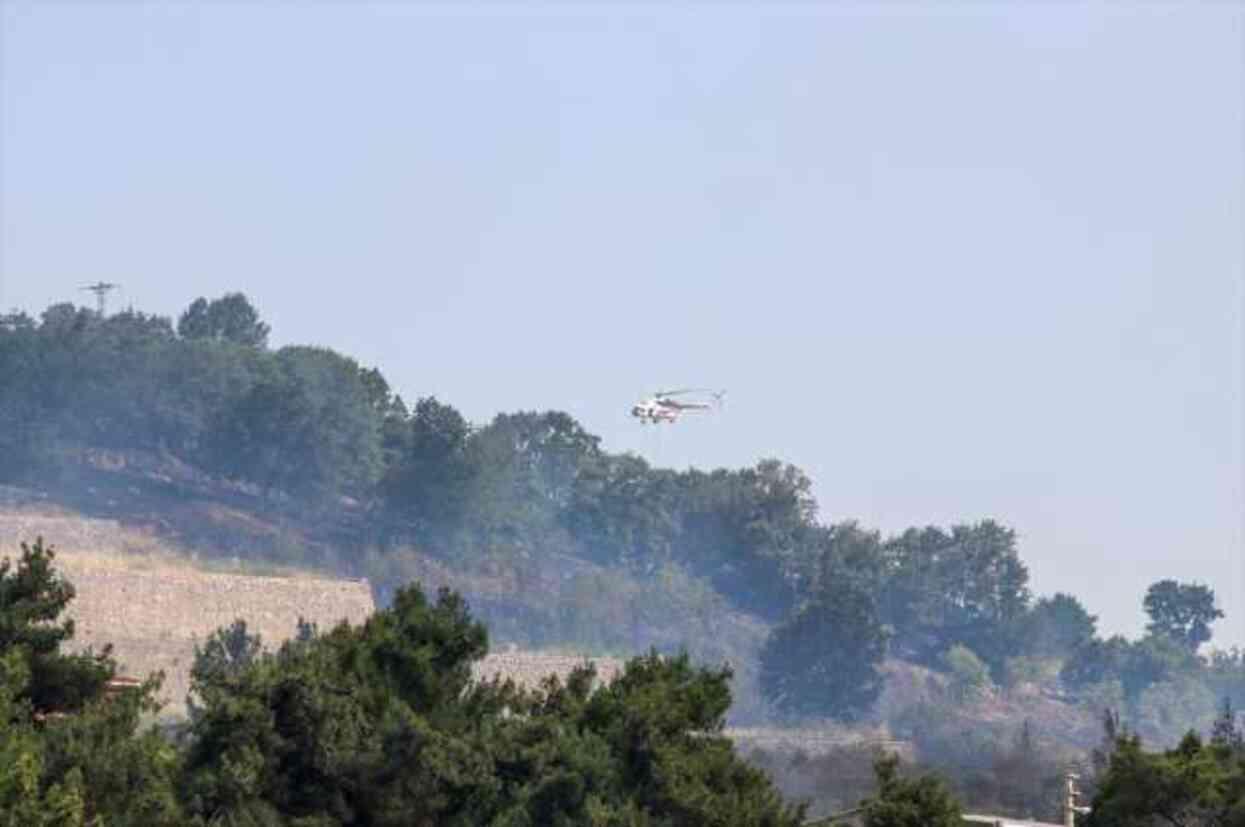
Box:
[0,508,629,717]
[473,649,624,690]
[0,509,373,716]
[0,506,911,755]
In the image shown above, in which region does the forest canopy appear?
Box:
[0,296,1239,734]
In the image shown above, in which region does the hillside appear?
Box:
[0,505,374,714]
[3,299,1240,759]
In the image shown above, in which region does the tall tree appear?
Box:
[1025,593,1098,657]
[861,754,963,827]
[0,539,182,825]
[1143,579,1223,652]
[759,580,887,722]
[204,346,382,497]
[879,521,1031,674]
[564,453,680,568]
[177,292,270,348]
[183,583,806,826]
[380,396,475,542]
[0,538,111,716]
[1086,731,1245,826]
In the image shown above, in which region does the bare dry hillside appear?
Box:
[0,507,630,717]
[0,508,373,715]
[0,505,914,755]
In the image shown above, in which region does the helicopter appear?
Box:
[630,389,725,424]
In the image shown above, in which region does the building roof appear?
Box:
[963,814,1064,827]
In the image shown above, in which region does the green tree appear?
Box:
[1025,593,1098,657]
[942,644,993,704]
[564,454,680,570]
[1061,635,1132,694]
[759,581,887,721]
[1086,731,1245,826]
[183,583,805,826]
[1061,633,1199,701]
[1144,579,1224,652]
[186,619,263,721]
[204,346,382,498]
[861,754,962,827]
[813,521,886,599]
[379,396,476,543]
[0,538,111,716]
[0,539,182,825]
[178,293,270,348]
[878,521,1031,674]
[181,584,500,826]
[674,461,818,619]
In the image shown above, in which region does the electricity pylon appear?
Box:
[81,282,120,316]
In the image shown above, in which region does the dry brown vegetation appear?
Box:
[0,508,373,716]
[0,505,915,758]
[0,508,631,719]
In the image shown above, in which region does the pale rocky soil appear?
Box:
[0,508,373,714]
[0,509,627,717]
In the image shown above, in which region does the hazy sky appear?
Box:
[2,3,1242,647]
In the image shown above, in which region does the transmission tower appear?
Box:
[80,281,120,316]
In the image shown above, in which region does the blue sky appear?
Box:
[2,3,1241,646]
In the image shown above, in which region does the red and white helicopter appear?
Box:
[630,389,725,424]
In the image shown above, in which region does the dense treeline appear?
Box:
[0,301,1033,640]
[5,539,1243,826]
[2,297,1242,735]
[1,537,982,826]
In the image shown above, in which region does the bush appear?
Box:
[943,645,993,703]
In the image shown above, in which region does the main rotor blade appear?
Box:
[656,387,715,398]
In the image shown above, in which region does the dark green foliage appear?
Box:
[813,521,886,597]
[178,293,270,348]
[1124,636,1202,698]
[1061,635,1134,693]
[380,396,476,543]
[871,522,1031,675]
[0,298,1042,672]
[764,519,1034,705]
[861,754,962,827]
[0,538,111,717]
[0,312,51,480]
[1144,579,1223,652]
[1024,593,1098,657]
[674,461,818,619]
[183,582,806,826]
[15,295,1239,759]
[0,539,182,825]
[462,410,602,558]
[1061,633,1200,701]
[0,302,268,471]
[187,619,264,721]
[204,346,383,497]
[1086,728,1245,826]
[180,584,498,825]
[566,651,804,826]
[564,454,680,569]
[759,581,887,722]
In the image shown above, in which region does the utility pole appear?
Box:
[80,281,120,317]
[1065,772,1091,826]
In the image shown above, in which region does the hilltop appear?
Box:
[2,296,1240,799]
